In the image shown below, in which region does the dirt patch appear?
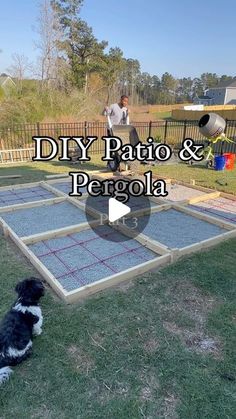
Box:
[165,280,216,325]
[162,279,223,358]
[163,393,179,419]
[87,331,107,352]
[143,338,160,354]
[67,345,95,374]
[117,279,134,292]
[140,386,153,401]
[139,369,160,403]
[98,380,130,406]
[163,322,221,358]
[31,405,54,419]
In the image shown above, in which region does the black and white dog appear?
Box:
[0,277,45,385]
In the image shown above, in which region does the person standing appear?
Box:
[103,95,129,126]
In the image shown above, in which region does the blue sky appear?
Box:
[0,0,236,78]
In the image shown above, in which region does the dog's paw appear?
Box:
[33,326,42,336]
[0,367,13,385]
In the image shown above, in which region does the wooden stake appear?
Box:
[188,191,221,205]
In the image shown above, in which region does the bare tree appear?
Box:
[34,0,62,87]
[8,53,32,94]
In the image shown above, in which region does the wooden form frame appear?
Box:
[116,203,236,261]
[0,171,236,303]
[0,180,62,211]
[0,214,171,304]
[0,196,65,214]
[0,181,102,221]
[0,218,68,301]
[42,176,165,215]
[0,180,42,192]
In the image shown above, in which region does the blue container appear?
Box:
[215,155,226,171]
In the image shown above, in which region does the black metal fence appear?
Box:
[1,119,236,158]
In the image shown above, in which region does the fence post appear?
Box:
[183,120,187,141]
[148,121,152,138]
[164,120,168,143]
[84,121,88,138]
[225,118,228,137]
[36,122,40,136]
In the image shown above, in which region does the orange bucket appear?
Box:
[223,153,235,170]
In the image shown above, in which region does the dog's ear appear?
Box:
[15,277,45,302]
[15,281,24,295]
[31,278,45,298]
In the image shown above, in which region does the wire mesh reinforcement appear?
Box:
[1,201,93,237]
[190,197,236,224]
[0,186,56,208]
[128,209,227,248]
[51,181,87,196]
[29,225,159,292]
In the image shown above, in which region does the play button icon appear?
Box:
[108,198,131,222]
[84,190,151,242]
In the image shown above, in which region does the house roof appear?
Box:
[197,95,212,100]
[0,75,15,87]
[0,76,8,86]
[208,80,236,89]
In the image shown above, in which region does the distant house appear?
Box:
[194,80,236,105]
[0,74,16,94]
[194,95,213,106]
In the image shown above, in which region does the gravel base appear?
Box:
[51,181,87,196]
[0,186,55,207]
[135,209,226,248]
[29,225,159,291]
[164,184,209,202]
[1,201,93,237]
[190,197,236,224]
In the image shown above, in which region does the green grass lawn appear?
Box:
[152,111,172,120]
[142,163,236,195]
[0,234,235,418]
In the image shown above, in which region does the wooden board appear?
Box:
[45,174,70,180]
[0,175,22,180]
[0,197,65,213]
[0,181,42,192]
[187,191,221,205]
[21,219,102,244]
[43,180,89,201]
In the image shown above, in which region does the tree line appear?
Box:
[0,0,235,125]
